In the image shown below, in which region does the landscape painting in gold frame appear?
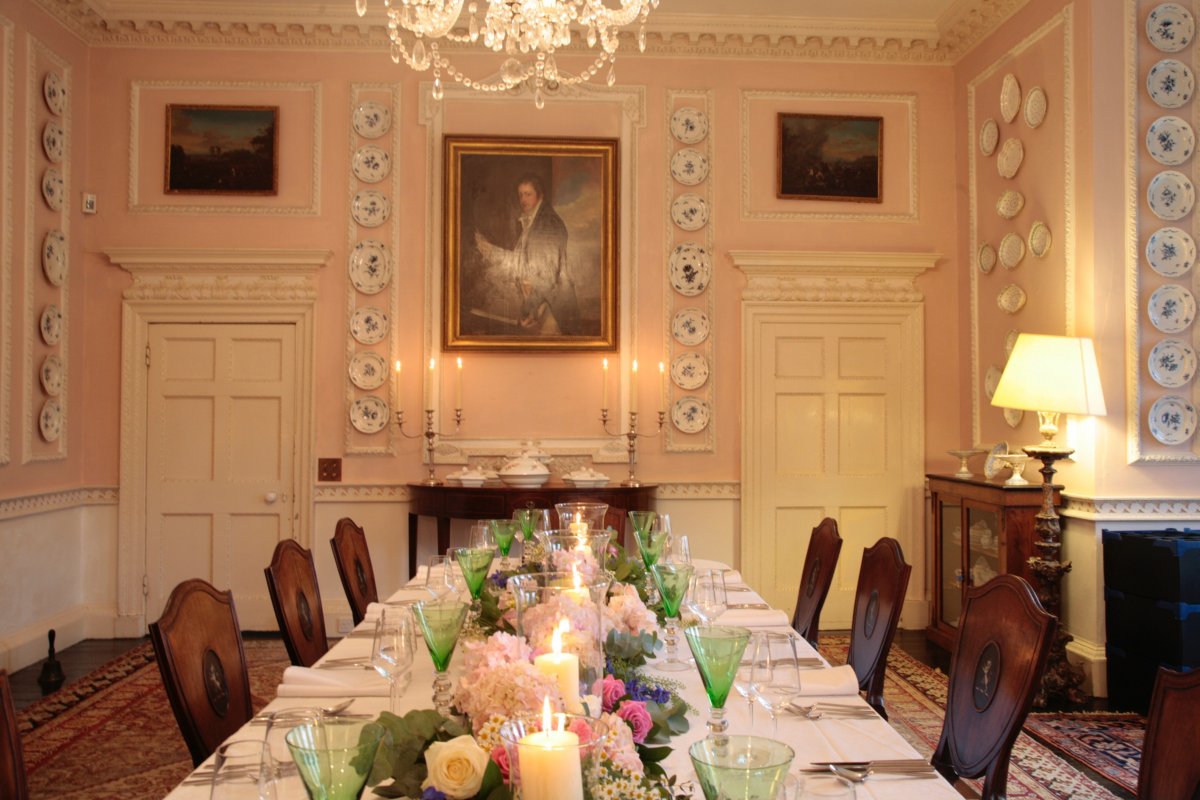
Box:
[164,104,279,195]
[777,113,882,203]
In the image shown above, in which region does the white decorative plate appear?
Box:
[1024,87,1048,128]
[349,306,389,344]
[978,242,997,274]
[352,101,391,139]
[43,72,66,116]
[670,106,709,144]
[1148,338,1198,387]
[1147,116,1195,166]
[996,189,1025,219]
[1000,74,1022,123]
[351,190,390,227]
[997,283,1027,314]
[984,365,1003,399]
[348,240,391,294]
[999,233,1026,269]
[348,351,388,390]
[40,354,64,397]
[42,167,65,211]
[1005,329,1020,360]
[352,145,391,183]
[670,147,709,186]
[1147,3,1195,53]
[671,396,710,434]
[672,307,711,345]
[1003,408,1025,428]
[1029,221,1052,258]
[979,118,1000,156]
[40,304,62,346]
[1146,226,1196,277]
[671,192,709,231]
[668,243,712,296]
[983,442,1009,479]
[1147,59,1195,108]
[349,396,390,434]
[670,352,709,390]
[42,120,65,164]
[1148,394,1198,445]
[42,229,67,287]
[997,138,1024,179]
[1147,170,1195,220]
[39,398,64,443]
[1148,283,1197,333]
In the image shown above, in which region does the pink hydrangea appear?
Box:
[548,547,602,583]
[599,712,644,776]
[601,675,626,713]
[490,745,510,783]
[522,594,602,664]
[603,583,657,637]
[615,700,653,743]
[459,631,532,678]
[453,661,564,733]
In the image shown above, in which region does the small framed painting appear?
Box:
[164,104,278,195]
[777,113,883,203]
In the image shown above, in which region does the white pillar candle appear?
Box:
[533,620,581,714]
[568,512,588,537]
[393,360,403,415]
[659,360,667,413]
[455,357,463,410]
[518,699,583,800]
[425,358,436,410]
[601,357,609,410]
[630,359,638,414]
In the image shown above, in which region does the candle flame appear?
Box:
[429,357,436,370]
[456,356,463,369]
[542,694,553,731]
[394,360,402,372]
[551,617,570,655]
[603,357,608,369]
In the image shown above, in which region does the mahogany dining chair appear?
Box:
[330,517,379,626]
[931,575,1056,800]
[0,669,30,800]
[264,539,330,668]
[1137,665,1200,800]
[149,578,253,767]
[791,517,843,647]
[846,536,912,719]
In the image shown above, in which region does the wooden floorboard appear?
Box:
[7,638,147,711]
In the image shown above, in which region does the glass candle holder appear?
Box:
[509,571,612,716]
[554,502,609,531]
[499,711,609,800]
[541,529,613,575]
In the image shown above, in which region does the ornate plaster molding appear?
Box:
[313,483,411,502]
[0,486,118,521]
[0,15,13,467]
[656,482,740,500]
[1063,493,1200,520]
[730,251,938,303]
[105,248,331,301]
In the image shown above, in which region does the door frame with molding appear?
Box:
[107,249,328,636]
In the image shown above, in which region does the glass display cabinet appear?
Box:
[925,473,1058,651]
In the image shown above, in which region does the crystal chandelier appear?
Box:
[355,0,658,107]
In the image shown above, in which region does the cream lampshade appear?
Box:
[990,334,1106,449]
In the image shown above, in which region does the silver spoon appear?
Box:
[827,764,937,783]
[251,698,354,724]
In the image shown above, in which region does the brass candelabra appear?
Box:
[600,408,665,487]
[396,408,463,485]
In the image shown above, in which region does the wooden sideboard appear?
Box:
[406,482,657,577]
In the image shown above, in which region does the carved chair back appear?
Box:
[330,517,378,626]
[846,536,912,719]
[791,517,843,646]
[1137,666,1200,800]
[264,539,330,668]
[0,670,29,800]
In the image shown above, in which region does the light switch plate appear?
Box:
[82,193,97,214]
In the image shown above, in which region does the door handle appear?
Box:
[264,492,278,504]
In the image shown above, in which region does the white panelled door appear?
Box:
[748,317,912,628]
[144,322,298,629]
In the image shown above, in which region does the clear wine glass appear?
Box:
[425,554,466,600]
[260,709,318,799]
[209,739,269,800]
[688,568,728,625]
[732,645,758,731]
[750,631,803,736]
[666,530,691,564]
[468,522,495,550]
[370,606,415,714]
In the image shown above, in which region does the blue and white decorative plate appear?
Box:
[40,305,62,346]
[670,352,709,391]
[43,72,66,116]
[670,148,709,186]
[348,351,388,390]
[1029,221,1052,258]
[349,306,389,344]
[39,398,64,443]
[351,190,390,227]
[997,138,1024,179]
[1148,338,1198,387]
[352,145,391,183]
[1147,3,1195,53]
[350,396,390,434]
[352,101,391,139]
[668,243,711,296]
[1149,283,1197,333]
[996,189,1025,219]
[670,107,709,144]
[42,167,65,211]
[1147,59,1195,108]
[1000,74,1021,124]
[671,307,711,345]
[348,240,391,294]
[42,120,65,164]
[40,354,64,397]
[979,118,999,156]
[671,192,709,231]
[978,242,997,273]
[1147,116,1195,166]
[999,232,1025,269]
[42,229,67,286]
[1147,170,1195,220]
[1148,394,1198,445]
[1145,226,1196,277]
[1024,87,1048,128]
[671,396,710,434]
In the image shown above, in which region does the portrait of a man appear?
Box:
[443,136,618,351]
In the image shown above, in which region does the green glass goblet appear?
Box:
[688,735,795,800]
[412,599,468,716]
[488,519,519,569]
[685,624,752,743]
[632,518,667,603]
[454,546,495,622]
[650,562,694,672]
[285,715,384,800]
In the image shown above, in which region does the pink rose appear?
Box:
[616,699,653,743]
[490,745,511,783]
[566,717,595,745]
[601,675,626,712]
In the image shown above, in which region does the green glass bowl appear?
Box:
[688,735,795,800]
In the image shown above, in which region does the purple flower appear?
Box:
[625,675,671,705]
[489,571,508,589]
[421,789,448,800]
[601,674,626,712]
[616,699,653,743]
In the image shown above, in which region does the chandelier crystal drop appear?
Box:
[357,0,657,105]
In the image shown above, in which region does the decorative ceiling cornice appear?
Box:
[35,0,1027,63]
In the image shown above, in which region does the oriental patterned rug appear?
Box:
[1023,712,1144,796]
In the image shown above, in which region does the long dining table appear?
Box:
[165,561,962,799]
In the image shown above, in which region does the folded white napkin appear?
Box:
[796,664,860,697]
[690,559,742,585]
[363,591,432,623]
[716,608,790,628]
[276,665,389,698]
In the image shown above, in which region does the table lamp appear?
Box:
[990,334,1106,706]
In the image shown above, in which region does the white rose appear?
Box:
[421,734,490,799]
